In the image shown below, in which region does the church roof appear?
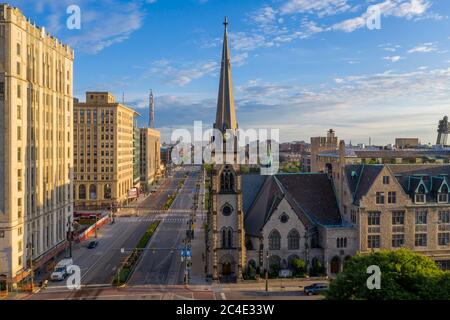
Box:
[214,17,238,133]
[345,164,450,204]
[243,173,342,236]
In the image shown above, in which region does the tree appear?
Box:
[326,249,450,300]
[290,258,307,277]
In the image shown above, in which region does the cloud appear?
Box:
[12,0,146,54]
[383,55,403,62]
[144,59,219,86]
[280,0,353,17]
[408,42,438,53]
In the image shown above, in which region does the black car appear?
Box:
[87,241,99,249]
[304,283,329,296]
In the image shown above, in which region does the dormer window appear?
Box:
[438,183,449,204]
[415,183,427,204]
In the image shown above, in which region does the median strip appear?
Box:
[113,221,160,286]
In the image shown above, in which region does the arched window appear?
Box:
[89,185,97,200]
[287,229,300,250]
[221,227,233,249]
[222,229,227,248]
[104,184,112,199]
[220,166,235,192]
[79,185,86,200]
[269,229,281,250]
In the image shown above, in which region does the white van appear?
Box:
[50,258,74,281]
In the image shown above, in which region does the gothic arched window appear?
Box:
[269,229,281,250]
[221,227,233,249]
[287,229,300,250]
[220,166,235,192]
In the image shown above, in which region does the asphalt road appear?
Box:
[128,166,201,286]
[42,169,189,291]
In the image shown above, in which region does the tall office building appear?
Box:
[73,92,139,210]
[140,128,161,191]
[0,4,74,285]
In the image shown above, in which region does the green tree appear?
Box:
[290,258,307,277]
[326,249,450,300]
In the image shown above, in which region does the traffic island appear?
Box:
[113,221,160,286]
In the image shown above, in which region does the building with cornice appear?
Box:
[0,4,74,286]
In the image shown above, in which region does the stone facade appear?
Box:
[0,4,74,283]
[73,92,138,210]
[139,127,161,190]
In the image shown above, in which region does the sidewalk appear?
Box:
[188,172,207,286]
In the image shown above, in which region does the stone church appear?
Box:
[205,19,356,282]
[206,18,450,283]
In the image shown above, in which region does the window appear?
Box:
[17,105,21,119]
[79,185,86,199]
[337,237,347,248]
[0,82,4,96]
[17,84,21,98]
[16,62,20,75]
[351,209,357,224]
[0,231,4,238]
[220,166,235,192]
[415,193,426,204]
[17,126,21,140]
[16,43,20,55]
[438,233,450,246]
[415,233,427,247]
[438,193,449,204]
[439,211,450,224]
[18,256,22,267]
[222,204,233,216]
[287,229,300,250]
[17,147,21,162]
[376,192,385,204]
[392,211,405,225]
[415,211,427,225]
[269,230,281,250]
[368,212,381,225]
[383,176,390,184]
[280,213,289,224]
[368,235,380,248]
[388,191,396,204]
[392,234,404,248]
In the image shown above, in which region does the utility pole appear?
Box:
[67,216,73,258]
[28,242,34,291]
[265,250,269,292]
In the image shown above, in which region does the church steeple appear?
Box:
[214,17,238,133]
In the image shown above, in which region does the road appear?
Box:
[128,166,201,286]
[42,169,188,291]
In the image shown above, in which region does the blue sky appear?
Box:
[10,0,450,144]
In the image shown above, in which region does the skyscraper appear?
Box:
[0,4,74,285]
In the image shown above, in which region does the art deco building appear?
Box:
[73,92,139,210]
[140,128,161,191]
[0,4,74,285]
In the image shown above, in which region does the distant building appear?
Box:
[140,128,161,190]
[395,138,420,149]
[160,145,172,165]
[0,4,74,285]
[133,124,141,188]
[73,92,139,210]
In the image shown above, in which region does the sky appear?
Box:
[8,0,450,144]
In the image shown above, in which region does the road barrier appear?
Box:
[78,215,111,242]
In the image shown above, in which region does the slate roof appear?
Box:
[345,164,450,204]
[243,173,342,236]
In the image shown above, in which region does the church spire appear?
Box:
[214,16,238,133]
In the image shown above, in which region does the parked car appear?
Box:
[87,241,99,249]
[304,283,329,296]
[50,258,74,281]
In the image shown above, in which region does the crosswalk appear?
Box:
[117,215,202,224]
